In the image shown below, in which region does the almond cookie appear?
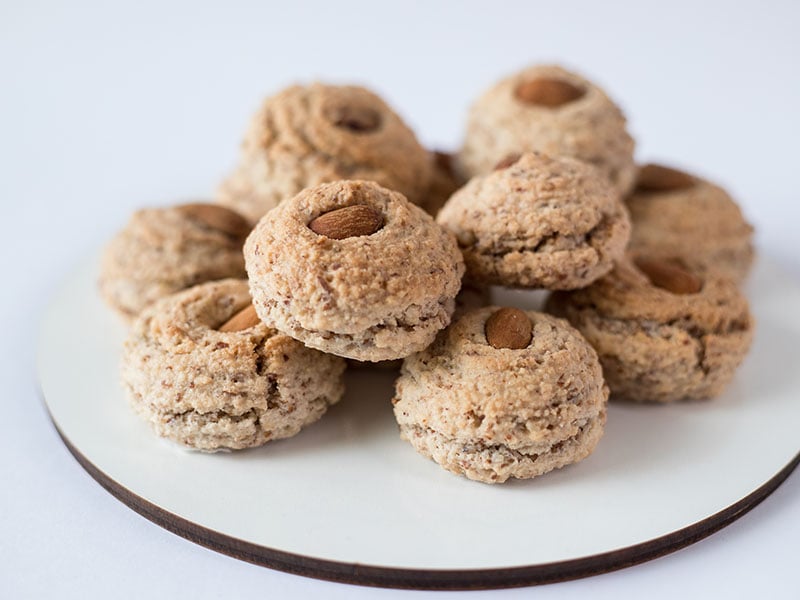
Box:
[437,153,631,290]
[99,203,251,320]
[546,258,753,403]
[458,64,636,196]
[217,83,433,222]
[626,163,755,282]
[122,279,346,450]
[393,306,608,484]
[244,180,465,362]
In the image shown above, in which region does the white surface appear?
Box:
[2,0,799,597]
[38,254,800,573]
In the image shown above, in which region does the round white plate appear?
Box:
[38,253,800,589]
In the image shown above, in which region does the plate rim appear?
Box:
[44,399,799,590]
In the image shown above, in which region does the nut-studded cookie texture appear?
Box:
[217,83,434,222]
[546,258,754,403]
[121,279,346,450]
[437,153,631,290]
[99,203,250,320]
[459,64,636,196]
[626,164,755,283]
[393,306,608,484]
[244,180,465,362]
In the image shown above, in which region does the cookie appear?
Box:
[437,152,631,289]
[422,151,466,217]
[393,306,608,484]
[99,203,251,320]
[217,83,433,222]
[458,64,636,196]
[121,279,346,450]
[546,257,754,402]
[626,163,755,282]
[244,180,465,362]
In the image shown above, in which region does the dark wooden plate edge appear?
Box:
[49,413,799,591]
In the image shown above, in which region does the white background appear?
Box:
[2,0,798,598]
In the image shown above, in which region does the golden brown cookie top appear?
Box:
[441,153,621,241]
[244,180,464,334]
[549,258,752,336]
[132,280,280,365]
[245,84,422,165]
[459,64,636,195]
[126,279,320,413]
[395,306,607,447]
[99,203,249,319]
[222,83,432,220]
[437,152,630,289]
[626,163,754,249]
[123,278,346,449]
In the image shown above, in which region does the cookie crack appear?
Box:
[660,319,710,375]
[161,406,259,424]
[468,217,608,258]
[253,338,269,376]
[278,298,450,342]
[411,422,589,460]
[265,373,280,410]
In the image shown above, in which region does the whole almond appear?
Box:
[485,307,533,350]
[308,205,384,240]
[635,164,696,192]
[178,203,252,241]
[634,258,703,295]
[514,78,585,108]
[218,304,261,332]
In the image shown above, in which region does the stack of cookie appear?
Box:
[99,64,755,485]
